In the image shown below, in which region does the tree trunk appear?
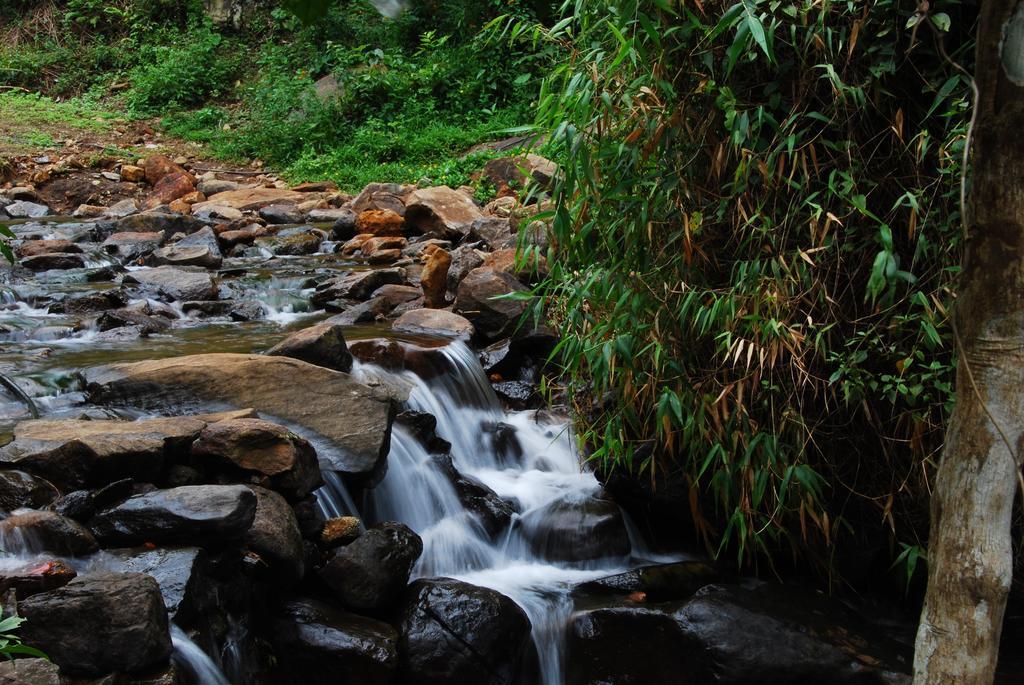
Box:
[913,1,1024,683]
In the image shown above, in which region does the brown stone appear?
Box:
[143,154,186,185]
[404,186,485,239]
[393,308,474,338]
[355,209,405,237]
[15,240,82,258]
[266,322,353,372]
[322,516,361,547]
[195,187,305,212]
[146,171,196,209]
[421,247,452,308]
[0,560,76,599]
[121,164,145,182]
[341,233,375,257]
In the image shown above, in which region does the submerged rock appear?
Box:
[84,353,395,482]
[89,484,257,546]
[19,572,172,677]
[272,597,398,685]
[319,522,422,612]
[398,578,533,685]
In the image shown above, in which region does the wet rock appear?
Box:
[195,187,304,212]
[469,216,514,250]
[445,244,485,295]
[306,208,350,223]
[567,584,912,685]
[404,187,484,240]
[312,268,406,305]
[0,417,207,488]
[152,244,222,269]
[84,354,395,482]
[356,209,405,237]
[103,546,209,621]
[245,486,305,582]
[331,208,359,240]
[0,658,62,684]
[90,484,257,546]
[50,489,97,521]
[319,522,422,612]
[217,226,266,248]
[21,253,86,271]
[191,418,322,499]
[122,266,217,302]
[15,240,82,258]
[575,560,721,601]
[349,338,406,370]
[421,247,451,308]
[103,231,164,261]
[372,284,422,307]
[0,511,98,556]
[19,572,172,677]
[97,308,172,335]
[272,597,398,685]
[432,452,515,536]
[492,380,539,409]
[518,495,630,563]
[49,290,129,315]
[101,212,204,240]
[266,322,353,373]
[394,308,474,339]
[260,204,305,225]
[0,470,57,512]
[321,516,361,547]
[5,201,50,218]
[255,226,324,256]
[453,267,532,341]
[0,559,76,599]
[398,578,533,685]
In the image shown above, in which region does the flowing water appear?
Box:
[0,216,676,685]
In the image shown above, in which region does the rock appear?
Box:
[97,308,172,335]
[15,240,82,258]
[446,244,485,294]
[72,203,109,218]
[146,171,196,209]
[567,584,911,685]
[349,339,406,370]
[373,284,422,308]
[123,266,217,302]
[321,516,361,547]
[20,253,86,271]
[312,268,406,305]
[0,417,207,488]
[324,297,391,325]
[103,231,164,261]
[19,572,172,677]
[351,183,411,215]
[575,560,721,601]
[0,560,76,599]
[355,209,405,237]
[50,290,128,315]
[84,354,395,481]
[272,598,398,685]
[196,187,304,212]
[266,322,353,373]
[4,201,50,218]
[255,226,324,255]
[121,164,145,183]
[245,486,305,582]
[0,658,62,684]
[260,204,305,225]
[453,268,532,341]
[196,179,241,196]
[398,578,533,685]
[294,181,339,193]
[144,155,186,185]
[329,209,359,240]
[432,452,515,537]
[483,248,548,284]
[420,247,451,308]
[0,511,98,556]
[518,495,630,563]
[152,244,222,269]
[318,522,422,612]
[404,186,484,240]
[190,418,322,499]
[102,211,204,239]
[469,216,515,250]
[484,195,518,218]
[307,208,352,223]
[104,546,209,621]
[90,484,257,546]
[394,309,474,339]
[105,198,141,218]
[192,204,243,223]
[0,470,57,512]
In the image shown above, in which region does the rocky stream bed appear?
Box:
[0,155,917,684]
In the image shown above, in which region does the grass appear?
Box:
[0,91,116,155]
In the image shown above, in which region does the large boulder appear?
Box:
[356,209,405,237]
[19,572,173,677]
[89,484,257,546]
[84,354,395,481]
[146,171,196,209]
[351,182,412,216]
[453,267,532,341]
[143,154,186,185]
[404,187,484,240]
[431,452,515,537]
[99,212,204,241]
[567,584,912,685]
[312,268,406,306]
[318,522,422,613]
[0,417,207,488]
[245,486,305,582]
[518,495,630,563]
[272,598,398,685]
[0,511,98,556]
[104,546,211,622]
[445,245,485,295]
[398,578,533,685]
[122,266,217,302]
[190,418,322,499]
[266,322,353,373]
[0,470,57,512]
[420,247,451,308]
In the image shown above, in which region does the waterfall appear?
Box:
[171,625,230,685]
[322,341,645,685]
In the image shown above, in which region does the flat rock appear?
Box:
[0,416,207,488]
[103,231,165,261]
[90,484,257,546]
[311,268,406,305]
[5,201,50,218]
[196,187,305,212]
[404,186,483,239]
[20,253,86,271]
[153,244,223,269]
[84,354,395,481]
[123,266,217,302]
[393,308,474,338]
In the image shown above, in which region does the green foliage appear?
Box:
[0,615,46,660]
[0,225,14,265]
[506,0,970,571]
